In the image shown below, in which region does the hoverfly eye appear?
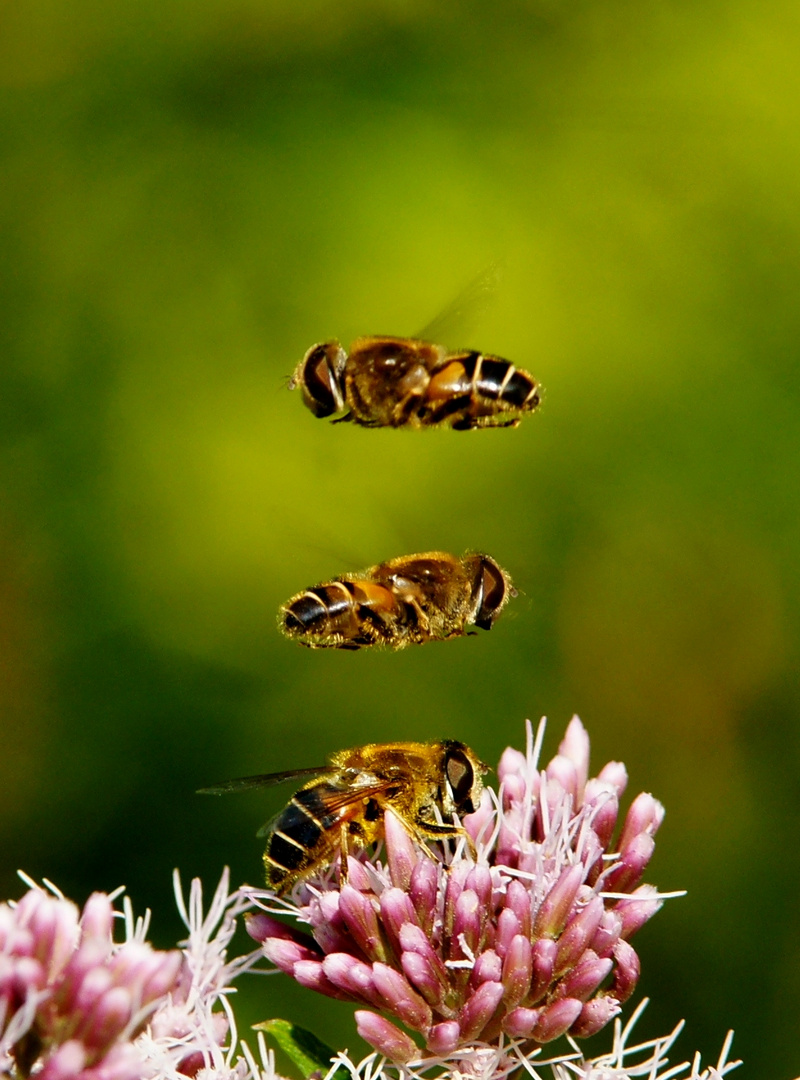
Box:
[444,746,476,813]
[472,556,508,630]
[299,343,341,418]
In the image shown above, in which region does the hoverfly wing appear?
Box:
[197,766,331,796]
[415,261,504,346]
[256,807,286,839]
[256,778,395,839]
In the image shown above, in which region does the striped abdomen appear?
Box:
[423,351,540,429]
[264,782,365,893]
[280,578,403,649]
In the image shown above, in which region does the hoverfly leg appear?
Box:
[390,390,425,428]
[338,823,351,885]
[416,819,478,861]
[405,596,431,633]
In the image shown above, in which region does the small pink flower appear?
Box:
[0,881,182,1078]
[1,871,280,1080]
[247,717,673,1070]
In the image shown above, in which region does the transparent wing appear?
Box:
[197,766,332,796]
[415,261,504,346]
[255,778,399,838]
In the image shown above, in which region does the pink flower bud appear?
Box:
[615,885,664,938]
[501,934,532,1008]
[591,910,623,957]
[292,959,351,1000]
[452,889,483,958]
[534,864,584,938]
[529,937,558,1002]
[345,857,374,892]
[532,997,584,1042]
[495,907,521,959]
[385,809,416,891]
[546,755,579,804]
[379,888,418,957]
[558,716,590,795]
[557,951,613,1002]
[339,885,386,962]
[503,1006,542,1038]
[356,1011,418,1063]
[308,892,352,955]
[372,963,432,1031]
[618,793,665,853]
[397,920,449,1002]
[597,760,628,795]
[464,789,494,846]
[245,911,313,946]
[81,985,133,1051]
[322,953,379,1005]
[604,833,655,893]
[426,1021,461,1055]
[471,949,502,987]
[554,895,604,974]
[459,980,504,1041]
[80,894,114,943]
[402,949,447,1008]
[87,1042,144,1080]
[24,894,79,983]
[465,865,493,909]
[37,1040,86,1080]
[504,880,532,938]
[584,785,620,849]
[262,936,321,974]
[3,955,45,998]
[73,965,114,1015]
[140,950,182,1004]
[409,858,439,934]
[612,939,640,1002]
[569,995,621,1038]
[497,747,527,784]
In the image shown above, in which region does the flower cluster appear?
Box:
[1,718,741,1080]
[323,1001,740,1080]
[0,870,274,1080]
[247,717,670,1070]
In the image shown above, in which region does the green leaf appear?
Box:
[255,1019,347,1079]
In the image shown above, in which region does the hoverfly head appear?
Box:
[290,341,347,418]
[471,555,513,631]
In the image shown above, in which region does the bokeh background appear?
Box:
[1,1,799,1076]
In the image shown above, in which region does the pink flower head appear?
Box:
[1,870,279,1080]
[247,718,672,1070]
[0,879,182,1079]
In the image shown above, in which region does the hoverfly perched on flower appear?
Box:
[279,550,514,650]
[289,266,542,430]
[198,740,487,895]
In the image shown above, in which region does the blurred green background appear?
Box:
[1,1,798,1076]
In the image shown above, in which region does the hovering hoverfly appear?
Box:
[199,740,487,895]
[279,551,514,650]
[290,337,541,430]
[289,266,541,430]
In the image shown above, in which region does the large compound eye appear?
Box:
[472,556,510,630]
[444,743,476,813]
[295,343,343,418]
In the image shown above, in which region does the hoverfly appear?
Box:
[290,337,541,430]
[279,551,514,650]
[289,267,541,430]
[199,740,487,895]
